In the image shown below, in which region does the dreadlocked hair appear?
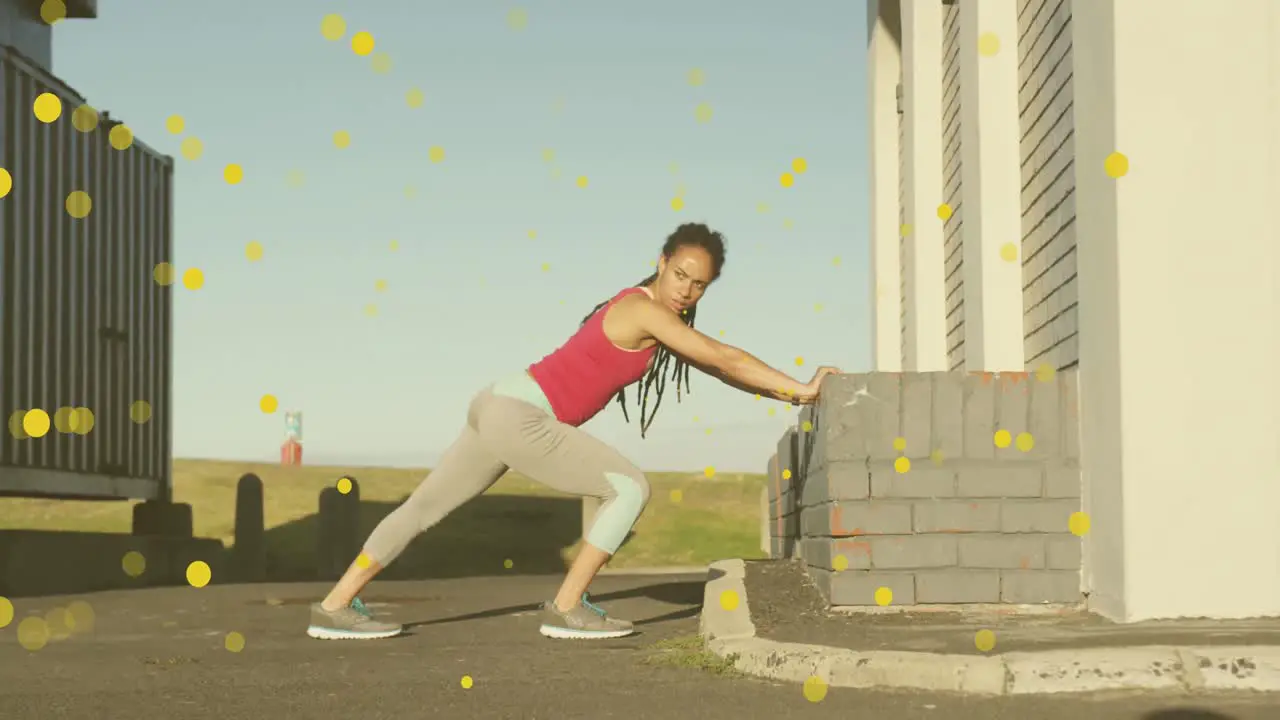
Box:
[578,223,727,438]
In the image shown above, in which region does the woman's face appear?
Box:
[655,244,715,313]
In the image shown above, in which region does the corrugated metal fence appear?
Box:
[0,44,174,500]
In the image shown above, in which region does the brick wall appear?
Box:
[764,370,1083,607]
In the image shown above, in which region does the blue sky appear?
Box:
[51,0,871,473]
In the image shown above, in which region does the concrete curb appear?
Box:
[698,559,1280,695]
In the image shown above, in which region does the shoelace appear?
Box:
[581,592,607,617]
[351,597,373,618]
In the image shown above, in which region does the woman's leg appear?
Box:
[470,388,651,639]
[308,424,508,639]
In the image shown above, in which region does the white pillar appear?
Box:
[1074,0,1280,621]
[900,0,948,372]
[869,0,904,372]
[958,0,1024,372]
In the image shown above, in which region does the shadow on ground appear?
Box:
[0,494,644,599]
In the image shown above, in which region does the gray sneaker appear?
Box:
[539,593,635,639]
[307,597,403,640]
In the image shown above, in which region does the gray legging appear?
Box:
[362,371,652,566]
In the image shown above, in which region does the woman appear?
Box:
[307,223,841,641]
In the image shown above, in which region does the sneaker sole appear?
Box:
[306,625,403,640]
[538,623,635,640]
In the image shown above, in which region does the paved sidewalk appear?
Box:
[700,559,1280,696]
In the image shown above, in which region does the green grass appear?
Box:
[640,633,742,676]
[0,459,769,574]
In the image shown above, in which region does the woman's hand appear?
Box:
[792,366,843,405]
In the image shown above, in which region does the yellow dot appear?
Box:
[370,52,393,74]
[687,68,706,86]
[65,190,92,219]
[428,146,446,163]
[182,267,204,290]
[507,7,529,30]
[40,0,66,24]
[351,31,375,56]
[108,124,134,150]
[795,356,804,366]
[930,449,945,465]
[22,409,50,438]
[224,164,244,185]
[670,489,683,503]
[792,157,808,174]
[575,175,589,188]
[333,130,352,149]
[802,420,813,433]
[977,32,1001,57]
[9,410,29,440]
[1069,511,1091,536]
[406,88,426,108]
[66,601,95,634]
[767,407,776,416]
[894,456,911,474]
[719,590,739,611]
[541,262,551,272]
[246,241,264,262]
[45,608,72,643]
[893,437,906,451]
[694,103,713,123]
[779,173,795,188]
[33,92,62,123]
[975,629,997,652]
[180,136,204,160]
[1035,363,1056,383]
[541,148,555,163]
[224,631,246,652]
[320,13,347,41]
[121,550,147,578]
[0,168,11,198]
[671,196,684,211]
[53,407,76,433]
[782,469,791,480]
[260,394,279,414]
[336,477,353,494]
[389,240,400,252]
[993,429,1012,448]
[832,554,849,572]
[900,223,913,237]
[186,560,212,588]
[17,616,50,652]
[832,256,842,266]
[72,408,95,435]
[1105,151,1129,178]
[757,202,770,213]
[364,303,378,317]
[1000,242,1019,263]
[503,558,513,569]
[1015,432,1035,452]
[153,262,176,286]
[129,400,152,424]
[704,466,715,479]
[356,553,372,569]
[875,586,893,606]
[783,218,795,230]
[937,203,953,220]
[802,676,829,703]
[165,115,185,134]
[460,675,475,689]
[0,597,12,629]
[71,104,99,132]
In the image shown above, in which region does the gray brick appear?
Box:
[769,509,799,540]
[913,500,1001,533]
[770,535,797,559]
[802,501,914,537]
[995,373,1031,461]
[1026,371,1060,460]
[901,373,933,457]
[869,535,957,569]
[1001,570,1081,603]
[807,374,870,467]
[870,465,956,498]
[766,453,780,502]
[800,537,873,571]
[1046,534,1082,569]
[1044,464,1081,498]
[958,534,1046,569]
[957,466,1043,497]
[810,568,916,606]
[915,569,1000,603]
[863,373,904,460]
[1061,370,1080,461]
[768,491,796,519]
[776,427,799,497]
[801,459,870,506]
[933,371,965,461]
[797,405,817,480]
[963,373,997,458]
[1000,500,1080,533]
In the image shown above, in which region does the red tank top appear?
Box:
[528,287,658,427]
